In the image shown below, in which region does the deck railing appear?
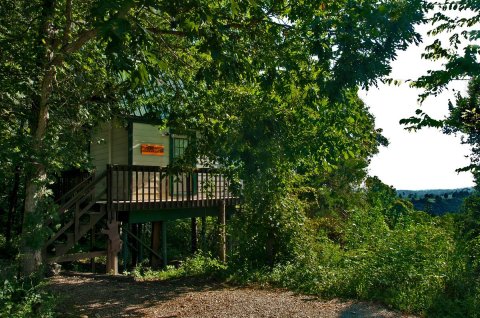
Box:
[107,164,239,211]
[52,170,92,202]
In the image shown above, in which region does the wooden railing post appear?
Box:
[186,173,191,204]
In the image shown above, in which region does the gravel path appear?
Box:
[47,272,415,318]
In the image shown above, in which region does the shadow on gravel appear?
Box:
[48,271,227,317]
[48,272,412,318]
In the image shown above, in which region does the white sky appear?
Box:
[360,23,475,190]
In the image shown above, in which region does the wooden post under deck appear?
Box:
[162,221,167,266]
[104,220,121,275]
[218,200,226,263]
[138,224,144,263]
[201,216,206,250]
[191,217,198,253]
[122,224,129,272]
[90,226,96,273]
[131,224,138,267]
[105,165,120,274]
[151,221,162,268]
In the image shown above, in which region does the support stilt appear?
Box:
[151,221,162,268]
[138,224,144,263]
[103,220,121,275]
[131,224,138,267]
[90,226,96,273]
[162,221,167,267]
[191,217,198,253]
[218,201,226,263]
[122,223,129,272]
[201,216,206,250]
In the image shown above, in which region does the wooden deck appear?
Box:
[46,164,239,270]
[107,165,240,213]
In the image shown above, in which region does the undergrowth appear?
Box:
[0,256,55,318]
[131,252,227,281]
[227,204,480,317]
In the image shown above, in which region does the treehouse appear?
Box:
[45,117,240,274]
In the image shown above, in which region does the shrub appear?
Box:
[354,222,454,312]
[132,252,227,281]
[229,206,459,315]
[0,277,55,318]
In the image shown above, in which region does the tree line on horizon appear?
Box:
[398,188,473,215]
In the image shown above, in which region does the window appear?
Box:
[173,136,188,160]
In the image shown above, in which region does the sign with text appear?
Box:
[141,144,164,156]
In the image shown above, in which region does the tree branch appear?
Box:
[63,28,98,54]
[62,0,72,46]
[51,1,136,66]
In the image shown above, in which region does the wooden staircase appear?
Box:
[44,171,109,263]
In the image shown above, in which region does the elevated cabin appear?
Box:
[45,118,239,274]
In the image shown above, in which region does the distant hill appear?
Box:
[397,188,474,216]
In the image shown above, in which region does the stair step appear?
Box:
[46,171,110,260]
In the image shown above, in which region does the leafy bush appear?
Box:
[229,190,312,269]
[426,234,480,317]
[132,252,227,281]
[353,222,453,312]
[182,253,227,276]
[229,203,465,315]
[0,277,55,318]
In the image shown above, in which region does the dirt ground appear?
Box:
[47,272,415,318]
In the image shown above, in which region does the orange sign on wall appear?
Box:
[141,144,164,156]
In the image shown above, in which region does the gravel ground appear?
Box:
[47,272,416,318]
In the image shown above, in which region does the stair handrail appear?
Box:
[44,170,108,256]
[58,170,107,214]
[45,170,107,227]
[55,173,94,205]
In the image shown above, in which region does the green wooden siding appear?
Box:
[132,123,170,167]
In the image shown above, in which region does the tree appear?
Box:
[444,78,480,185]
[401,0,480,183]
[413,0,480,98]
[0,0,428,274]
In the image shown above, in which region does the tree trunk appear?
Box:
[21,0,57,274]
[6,165,21,244]
[21,100,50,274]
[18,0,129,275]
